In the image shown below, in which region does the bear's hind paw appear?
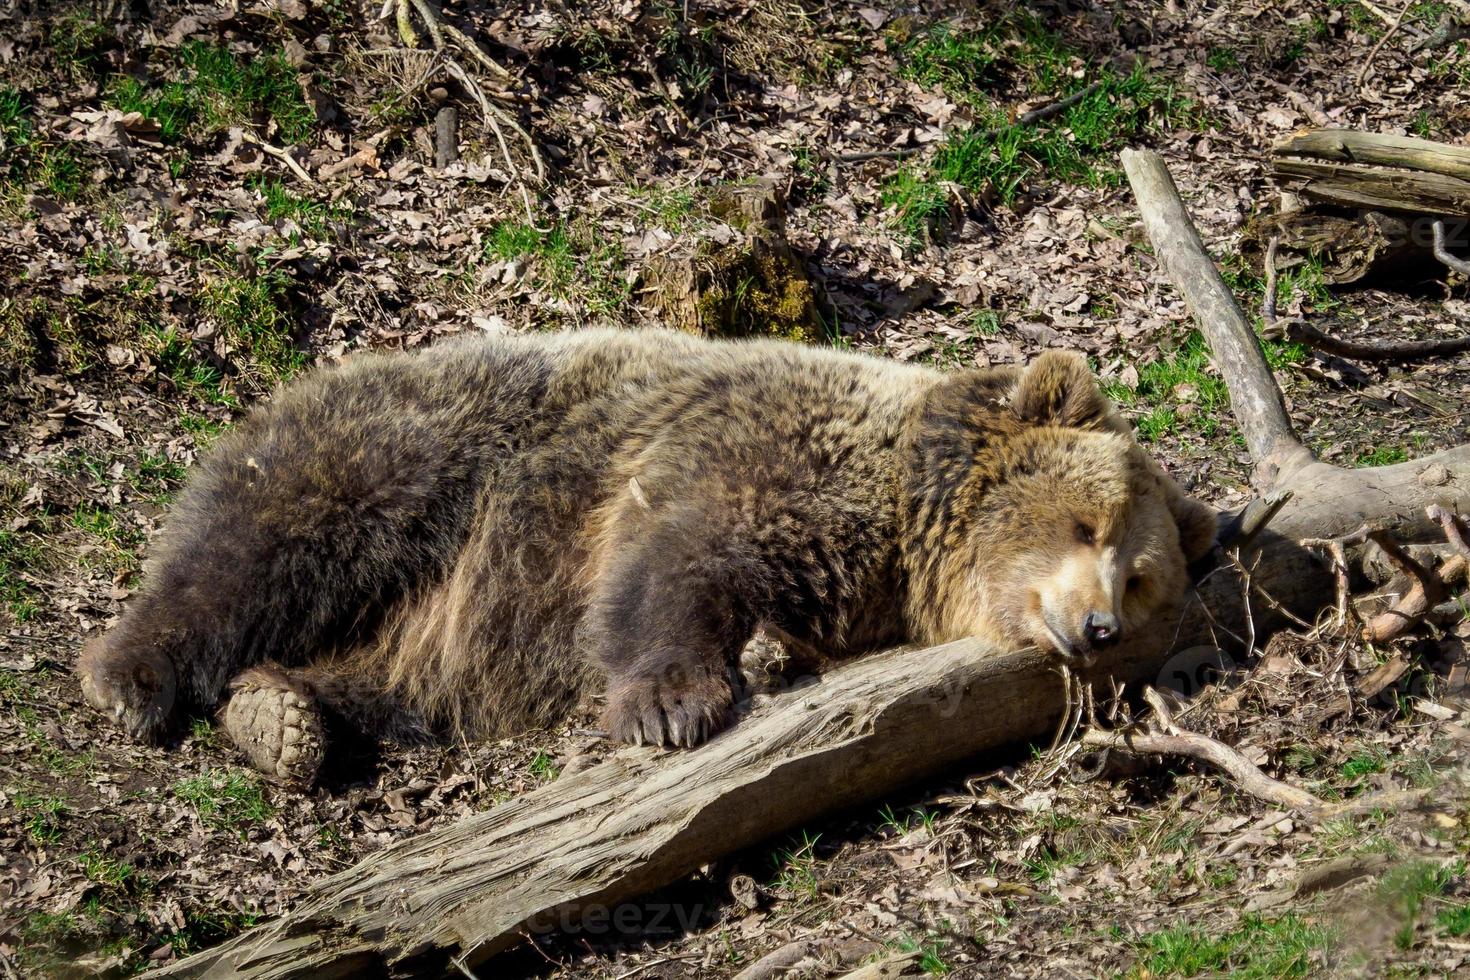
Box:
[77,635,177,742]
[219,667,326,788]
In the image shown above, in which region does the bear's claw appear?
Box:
[601,667,733,749]
[219,668,326,787]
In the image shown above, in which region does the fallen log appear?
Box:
[1272,129,1470,183]
[147,638,1103,978]
[1122,148,1470,515]
[1269,158,1470,217]
[1255,128,1470,284]
[153,153,1470,978]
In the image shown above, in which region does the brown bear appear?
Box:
[78,328,1217,785]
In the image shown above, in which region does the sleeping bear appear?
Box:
[78,329,1217,785]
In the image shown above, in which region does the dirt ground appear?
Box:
[3,0,1470,976]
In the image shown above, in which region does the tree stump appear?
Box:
[644,180,824,342]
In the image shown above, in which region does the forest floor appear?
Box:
[3,0,1470,976]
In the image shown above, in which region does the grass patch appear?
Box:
[1356,445,1409,467]
[166,904,262,956]
[198,261,302,392]
[107,41,314,144]
[178,412,229,446]
[11,788,70,844]
[0,524,47,623]
[76,849,140,890]
[131,451,187,505]
[174,768,273,831]
[1339,749,1387,782]
[770,830,822,898]
[885,17,1203,243]
[146,324,236,407]
[0,87,86,206]
[1022,844,1087,884]
[1378,859,1461,949]
[247,176,349,236]
[630,183,701,231]
[70,506,144,574]
[1131,913,1334,977]
[528,750,560,782]
[1438,901,1470,936]
[892,934,951,975]
[481,220,629,319]
[49,11,109,79]
[1106,330,1229,442]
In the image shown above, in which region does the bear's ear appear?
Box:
[1169,488,1219,564]
[1010,351,1116,431]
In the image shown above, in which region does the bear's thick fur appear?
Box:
[79,329,1217,782]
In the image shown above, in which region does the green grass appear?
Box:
[770,830,822,897]
[885,17,1204,243]
[481,220,630,318]
[16,704,95,776]
[1022,844,1088,884]
[178,412,228,445]
[70,506,144,573]
[131,451,187,505]
[893,935,952,975]
[528,750,560,782]
[0,525,47,623]
[630,184,700,231]
[0,87,86,205]
[76,849,139,889]
[1106,330,1230,442]
[1206,46,1240,72]
[146,324,236,406]
[1339,750,1387,782]
[174,768,273,831]
[1132,913,1334,978]
[50,11,108,78]
[1376,859,1464,949]
[248,177,347,236]
[166,904,262,956]
[1356,445,1409,467]
[1438,901,1470,936]
[198,261,302,391]
[11,789,70,844]
[106,41,314,144]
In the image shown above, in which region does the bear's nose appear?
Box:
[1083,611,1121,649]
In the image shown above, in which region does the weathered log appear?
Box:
[1257,129,1470,282]
[152,153,1470,978]
[147,637,1119,978]
[1270,158,1470,217]
[1272,129,1470,182]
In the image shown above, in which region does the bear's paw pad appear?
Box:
[220,679,326,787]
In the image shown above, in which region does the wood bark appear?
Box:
[152,152,1470,979]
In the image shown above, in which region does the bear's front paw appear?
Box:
[601,665,733,748]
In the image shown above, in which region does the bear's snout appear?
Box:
[1082,610,1121,650]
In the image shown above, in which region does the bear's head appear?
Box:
[902,350,1218,663]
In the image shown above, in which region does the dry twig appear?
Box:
[1356,1,1414,88]
[1433,219,1470,275]
[1079,686,1323,813]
